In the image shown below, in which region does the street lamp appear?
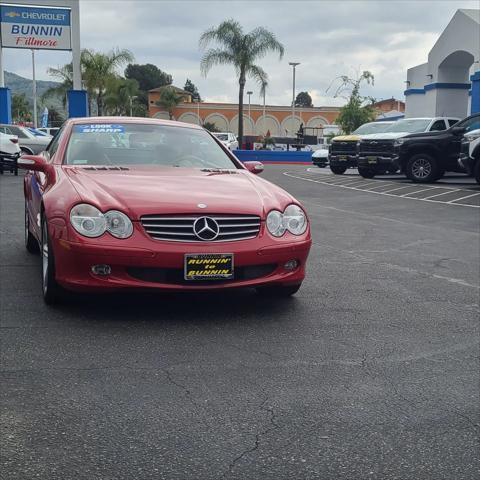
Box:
[289,62,300,139]
[247,91,253,132]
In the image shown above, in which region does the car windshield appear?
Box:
[385,119,431,133]
[213,133,229,141]
[64,123,239,169]
[353,123,393,134]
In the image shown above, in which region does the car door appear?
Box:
[447,115,480,168]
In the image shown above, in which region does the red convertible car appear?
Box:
[19,118,311,304]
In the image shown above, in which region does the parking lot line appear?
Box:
[380,185,417,194]
[283,171,480,208]
[448,192,480,204]
[401,186,439,197]
[423,189,462,200]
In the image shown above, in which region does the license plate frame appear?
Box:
[184,253,234,281]
[367,156,378,164]
[338,155,347,161]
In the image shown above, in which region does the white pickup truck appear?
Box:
[0,131,21,175]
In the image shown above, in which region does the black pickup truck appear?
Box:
[395,113,480,183]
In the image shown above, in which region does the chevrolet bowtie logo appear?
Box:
[193,217,220,241]
[5,11,21,18]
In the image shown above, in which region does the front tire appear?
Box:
[257,284,301,297]
[330,166,347,175]
[25,203,39,254]
[406,154,439,183]
[358,167,376,179]
[41,216,65,305]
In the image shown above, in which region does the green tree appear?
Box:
[82,48,134,116]
[184,78,201,102]
[104,77,140,116]
[125,63,172,107]
[330,71,376,134]
[295,91,313,108]
[203,121,219,132]
[155,87,184,120]
[42,62,74,109]
[200,19,284,146]
[12,93,31,122]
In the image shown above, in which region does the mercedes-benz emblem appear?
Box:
[193,217,220,241]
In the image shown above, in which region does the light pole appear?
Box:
[32,50,37,128]
[129,95,138,116]
[247,90,253,133]
[289,62,300,139]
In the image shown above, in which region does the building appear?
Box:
[148,88,340,138]
[405,9,480,118]
[373,98,405,121]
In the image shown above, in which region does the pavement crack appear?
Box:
[220,397,279,479]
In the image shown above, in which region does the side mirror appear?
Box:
[17,154,48,172]
[243,161,264,174]
[451,126,466,135]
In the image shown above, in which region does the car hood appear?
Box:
[398,130,447,140]
[63,166,296,220]
[332,135,359,142]
[312,149,328,157]
[361,132,414,140]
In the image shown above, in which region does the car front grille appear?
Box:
[140,214,262,242]
[359,141,394,154]
[330,141,357,154]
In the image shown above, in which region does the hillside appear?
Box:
[4,71,61,104]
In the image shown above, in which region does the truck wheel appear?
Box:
[406,154,439,183]
[474,160,480,184]
[358,167,376,179]
[330,166,347,175]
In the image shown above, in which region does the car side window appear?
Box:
[429,120,446,131]
[460,116,480,133]
[448,119,459,127]
[10,127,28,139]
[46,127,64,159]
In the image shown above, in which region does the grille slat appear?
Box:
[141,214,261,242]
[359,141,394,154]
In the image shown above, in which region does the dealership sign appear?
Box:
[0,3,71,50]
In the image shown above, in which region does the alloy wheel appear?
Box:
[411,158,432,179]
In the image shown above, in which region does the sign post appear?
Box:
[0,0,87,122]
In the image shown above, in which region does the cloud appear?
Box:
[3,0,478,107]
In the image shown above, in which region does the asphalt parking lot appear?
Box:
[1,165,479,479]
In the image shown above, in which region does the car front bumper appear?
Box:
[358,154,399,169]
[50,225,312,293]
[328,154,357,168]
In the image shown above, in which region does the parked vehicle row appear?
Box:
[0,131,21,175]
[0,124,52,155]
[316,114,480,183]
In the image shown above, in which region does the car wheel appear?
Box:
[20,147,33,155]
[358,167,376,179]
[474,160,480,184]
[257,284,301,297]
[330,166,347,175]
[41,216,65,305]
[25,203,39,254]
[406,154,439,183]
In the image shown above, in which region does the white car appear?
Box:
[311,146,329,167]
[459,128,480,184]
[212,132,239,150]
[0,131,21,175]
[37,127,60,137]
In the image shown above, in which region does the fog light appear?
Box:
[284,259,299,271]
[91,264,111,276]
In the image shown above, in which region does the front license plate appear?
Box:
[338,155,347,161]
[367,156,378,164]
[184,253,234,280]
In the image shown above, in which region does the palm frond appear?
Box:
[200,49,237,77]
[248,65,268,88]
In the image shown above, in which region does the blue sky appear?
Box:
[3,0,478,107]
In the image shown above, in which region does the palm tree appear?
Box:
[42,63,74,109]
[81,48,134,116]
[155,87,184,120]
[104,77,140,116]
[200,20,284,146]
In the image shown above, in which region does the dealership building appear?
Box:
[405,9,480,119]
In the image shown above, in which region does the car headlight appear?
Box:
[70,204,133,239]
[104,210,133,239]
[465,132,480,141]
[266,210,286,237]
[394,139,405,147]
[70,204,107,238]
[266,205,307,237]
